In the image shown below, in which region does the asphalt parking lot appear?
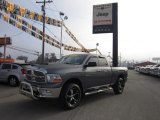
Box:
[0,70,160,120]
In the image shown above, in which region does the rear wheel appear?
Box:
[112,77,125,94]
[8,76,19,87]
[60,83,82,109]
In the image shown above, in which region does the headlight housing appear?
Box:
[46,74,62,83]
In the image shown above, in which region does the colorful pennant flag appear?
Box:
[0,0,61,27]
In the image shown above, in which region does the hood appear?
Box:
[33,63,82,74]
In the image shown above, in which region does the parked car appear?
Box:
[0,63,30,86]
[20,54,128,109]
[149,65,160,76]
[139,65,153,74]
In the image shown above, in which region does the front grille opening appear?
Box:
[26,70,46,83]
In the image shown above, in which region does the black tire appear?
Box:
[60,83,82,109]
[112,77,125,94]
[8,76,19,87]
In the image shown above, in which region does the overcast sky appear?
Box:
[0,0,160,62]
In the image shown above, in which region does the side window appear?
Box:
[98,57,108,66]
[12,65,18,69]
[87,57,99,66]
[1,64,11,69]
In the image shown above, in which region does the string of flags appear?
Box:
[0,12,91,52]
[0,0,61,27]
[0,0,97,53]
[63,23,88,52]
[4,11,61,47]
[0,12,61,49]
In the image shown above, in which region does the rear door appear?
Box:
[0,63,11,81]
[98,57,112,84]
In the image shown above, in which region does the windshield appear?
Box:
[58,54,88,65]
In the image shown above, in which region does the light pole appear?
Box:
[96,43,99,55]
[60,12,68,58]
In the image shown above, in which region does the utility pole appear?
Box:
[36,0,52,64]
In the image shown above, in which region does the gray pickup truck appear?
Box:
[20,54,128,109]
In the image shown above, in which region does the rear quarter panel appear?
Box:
[111,67,128,84]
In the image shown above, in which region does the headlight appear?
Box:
[47,74,62,83]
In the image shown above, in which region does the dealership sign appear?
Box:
[0,37,12,45]
[93,3,113,34]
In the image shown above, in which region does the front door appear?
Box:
[84,56,106,89]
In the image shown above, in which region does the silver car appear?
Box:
[0,63,30,86]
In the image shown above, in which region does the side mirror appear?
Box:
[84,62,97,67]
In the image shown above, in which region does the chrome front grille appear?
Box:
[26,70,46,83]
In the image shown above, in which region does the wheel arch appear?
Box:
[61,78,84,96]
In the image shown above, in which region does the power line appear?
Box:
[8,46,38,55]
[29,18,59,39]
[10,31,24,37]
[10,45,41,53]
[7,46,39,56]
[46,4,60,13]
[51,2,59,12]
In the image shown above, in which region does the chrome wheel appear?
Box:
[117,78,124,93]
[65,86,81,108]
[61,83,82,109]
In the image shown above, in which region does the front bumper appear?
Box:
[19,82,61,99]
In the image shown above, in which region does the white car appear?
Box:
[140,65,153,74]
[0,63,30,86]
[149,65,160,75]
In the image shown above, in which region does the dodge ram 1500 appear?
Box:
[20,54,128,109]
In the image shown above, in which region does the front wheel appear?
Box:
[60,83,82,109]
[112,77,125,94]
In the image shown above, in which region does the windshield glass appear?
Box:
[58,54,88,65]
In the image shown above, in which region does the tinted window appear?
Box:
[2,64,11,69]
[87,57,98,66]
[99,57,108,66]
[12,65,18,69]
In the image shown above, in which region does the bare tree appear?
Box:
[17,56,28,63]
[6,54,12,59]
